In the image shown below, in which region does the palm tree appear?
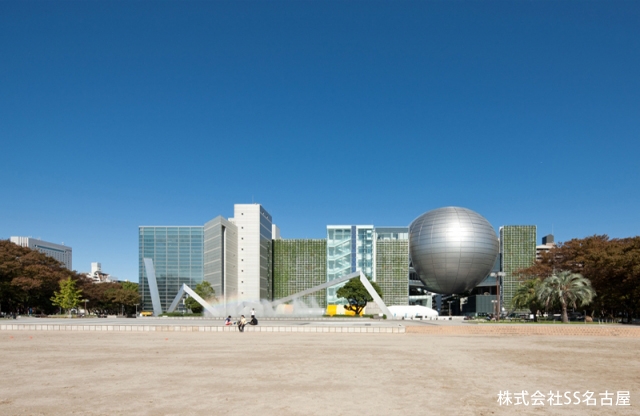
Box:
[511,278,543,322]
[536,271,596,323]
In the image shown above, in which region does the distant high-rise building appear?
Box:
[10,236,72,270]
[499,226,537,309]
[536,233,556,261]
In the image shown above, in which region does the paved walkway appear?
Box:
[2,316,637,336]
[0,317,406,333]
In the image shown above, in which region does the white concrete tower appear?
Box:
[233,204,273,303]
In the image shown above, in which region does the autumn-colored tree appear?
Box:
[0,240,86,314]
[82,282,122,314]
[518,235,640,322]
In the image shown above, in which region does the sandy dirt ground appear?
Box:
[0,331,638,416]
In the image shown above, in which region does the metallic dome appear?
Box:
[409,207,499,294]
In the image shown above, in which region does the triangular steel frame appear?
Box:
[168,283,217,316]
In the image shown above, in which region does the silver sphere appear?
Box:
[409,207,499,294]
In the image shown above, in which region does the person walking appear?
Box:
[238,315,246,332]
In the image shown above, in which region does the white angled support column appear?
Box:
[358,271,393,319]
[143,258,163,316]
[168,284,217,317]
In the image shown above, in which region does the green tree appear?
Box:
[51,277,83,317]
[336,277,382,316]
[510,278,544,322]
[536,271,596,323]
[185,281,216,314]
[115,282,141,315]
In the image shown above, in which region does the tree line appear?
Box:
[516,235,640,323]
[0,240,140,316]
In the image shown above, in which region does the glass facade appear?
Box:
[326,226,374,304]
[326,227,352,304]
[259,207,273,300]
[139,226,204,312]
[273,239,327,307]
[204,216,238,301]
[356,227,374,277]
[500,225,537,309]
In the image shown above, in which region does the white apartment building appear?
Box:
[10,236,73,270]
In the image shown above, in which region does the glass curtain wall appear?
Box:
[356,227,374,278]
[326,227,352,304]
[139,226,204,312]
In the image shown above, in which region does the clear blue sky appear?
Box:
[1,1,638,282]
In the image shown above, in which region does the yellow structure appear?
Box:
[326,304,365,316]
